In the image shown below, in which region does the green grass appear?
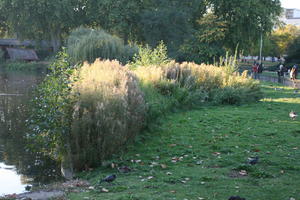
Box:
[0,61,48,71]
[68,82,300,200]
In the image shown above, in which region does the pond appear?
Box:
[0,69,60,196]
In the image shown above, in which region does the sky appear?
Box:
[281,0,300,9]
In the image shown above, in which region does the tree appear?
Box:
[272,25,300,56]
[0,0,85,52]
[139,0,205,57]
[179,13,227,63]
[83,0,145,43]
[207,0,282,52]
[286,35,300,63]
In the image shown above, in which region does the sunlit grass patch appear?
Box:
[68,82,300,200]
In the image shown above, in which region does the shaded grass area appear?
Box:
[69,82,300,200]
[0,61,48,71]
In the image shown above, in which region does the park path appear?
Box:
[258,75,300,89]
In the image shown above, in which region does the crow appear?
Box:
[289,111,298,120]
[248,156,259,165]
[100,174,116,183]
[228,196,246,200]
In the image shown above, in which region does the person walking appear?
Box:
[277,64,284,83]
[293,64,298,79]
[290,65,297,80]
[252,63,258,79]
[257,63,264,79]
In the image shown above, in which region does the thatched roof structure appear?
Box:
[6,48,39,61]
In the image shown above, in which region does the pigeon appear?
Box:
[289,111,298,120]
[100,174,116,183]
[248,156,259,165]
[118,166,132,173]
[228,196,246,200]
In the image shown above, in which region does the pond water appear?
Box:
[0,69,60,196]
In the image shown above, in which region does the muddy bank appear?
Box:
[1,180,90,200]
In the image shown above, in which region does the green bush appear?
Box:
[67,27,137,64]
[70,59,146,169]
[28,50,76,169]
[129,41,170,68]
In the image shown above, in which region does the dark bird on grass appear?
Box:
[100,174,116,183]
[248,156,259,165]
[228,196,246,200]
[118,166,132,173]
[289,111,298,120]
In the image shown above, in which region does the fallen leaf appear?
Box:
[166,172,172,175]
[101,188,109,193]
[239,170,247,176]
[170,190,176,193]
[147,176,154,180]
[169,144,177,147]
[213,152,221,156]
[161,164,168,169]
[196,160,203,165]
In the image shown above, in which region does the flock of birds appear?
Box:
[98,157,260,200]
[97,108,297,200]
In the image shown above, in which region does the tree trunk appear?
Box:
[60,143,74,180]
[50,31,61,53]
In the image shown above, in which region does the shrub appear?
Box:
[28,50,76,174]
[129,41,170,68]
[70,59,146,169]
[67,27,137,64]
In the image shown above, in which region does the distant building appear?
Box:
[281,8,300,26]
[0,39,39,61]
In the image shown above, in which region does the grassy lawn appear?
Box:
[68,82,300,200]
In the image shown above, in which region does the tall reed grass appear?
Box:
[70,59,146,169]
[133,61,261,107]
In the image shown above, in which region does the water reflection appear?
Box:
[0,162,28,195]
[0,69,60,196]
